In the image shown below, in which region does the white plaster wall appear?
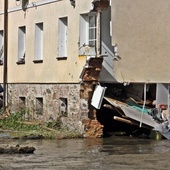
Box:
[0,0,94,83]
[111,0,170,83]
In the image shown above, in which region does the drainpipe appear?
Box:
[3,0,8,110]
[96,12,101,57]
[168,84,170,129]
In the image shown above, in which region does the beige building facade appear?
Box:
[1,0,170,138]
[0,0,106,135]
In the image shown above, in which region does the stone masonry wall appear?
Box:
[7,83,89,134]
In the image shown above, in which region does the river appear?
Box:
[0,136,170,170]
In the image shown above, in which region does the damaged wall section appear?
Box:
[80,57,104,138]
[91,0,110,12]
[95,83,158,138]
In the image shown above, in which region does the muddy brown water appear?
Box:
[0,135,170,170]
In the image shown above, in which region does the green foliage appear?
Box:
[61,130,83,139]
[0,111,83,139]
[0,111,41,131]
[46,117,62,130]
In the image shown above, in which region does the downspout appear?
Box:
[168,84,170,130]
[96,12,101,57]
[3,0,8,110]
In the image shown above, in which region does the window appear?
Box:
[17,26,26,64]
[89,15,97,46]
[34,23,43,62]
[59,98,67,117]
[0,30,4,65]
[36,97,43,115]
[58,17,68,59]
[19,96,26,111]
[79,13,97,56]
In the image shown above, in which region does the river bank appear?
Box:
[0,111,83,140]
[0,128,83,140]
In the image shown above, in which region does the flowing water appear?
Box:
[0,135,170,170]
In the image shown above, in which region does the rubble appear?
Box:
[0,145,35,154]
[90,83,170,139]
[83,119,104,138]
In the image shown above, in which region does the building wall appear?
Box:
[111,0,170,83]
[0,0,96,84]
[0,6,4,83]
[100,6,116,83]
[8,83,89,133]
[0,0,98,134]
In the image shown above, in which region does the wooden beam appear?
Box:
[113,116,151,129]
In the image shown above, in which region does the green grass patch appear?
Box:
[0,111,82,139]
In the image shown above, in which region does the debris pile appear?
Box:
[0,145,35,154]
[98,83,170,139]
[83,119,104,138]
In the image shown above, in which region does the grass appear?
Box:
[0,111,83,139]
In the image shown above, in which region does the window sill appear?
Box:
[56,57,67,60]
[16,61,25,65]
[33,60,43,63]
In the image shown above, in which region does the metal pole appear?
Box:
[3,0,8,110]
[168,84,170,127]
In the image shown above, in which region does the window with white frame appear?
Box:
[0,30,4,64]
[17,26,26,64]
[88,15,97,46]
[79,13,97,55]
[58,17,68,58]
[34,23,43,62]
